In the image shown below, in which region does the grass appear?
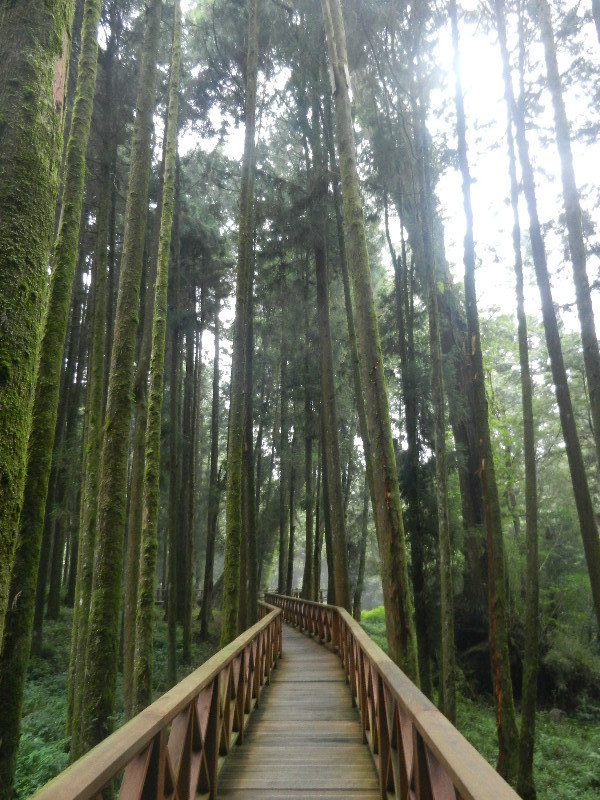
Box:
[14,605,219,799]
[360,606,600,800]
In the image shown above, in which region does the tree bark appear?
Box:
[493,5,540,796]
[133,0,181,712]
[220,0,259,646]
[0,0,74,646]
[321,0,418,679]
[537,0,600,476]
[511,0,600,634]
[80,0,162,752]
[352,474,369,621]
[450,0,519,778]
[200,307,221,639]
[166,164,182,688]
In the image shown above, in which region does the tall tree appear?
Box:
[0,0,102,781]
[80,0,162,752]
[0,0,74,645]
[493,2,540,795]
[200,305,221,639]
[133,0,182,712]
[449,0,518,778]
[512,0,600,634]
[321,0,418,679]
[537,0,600,475]
[220,0,260,646]
[310,93,350,609]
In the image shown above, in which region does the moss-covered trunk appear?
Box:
[123,150,163,719]
[133,0,181,712]
[0,0,105,783]
[321,0,418,678]
[80,0,161,752]
[32,257,85,652]
[0,0,74,647]
[46,289,89,620]
[220,0,259,646]
[67,26,116,753]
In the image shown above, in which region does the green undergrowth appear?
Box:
[360,605,600,800]
[14,606,219,799]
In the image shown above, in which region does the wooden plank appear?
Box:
[217,626,380,799]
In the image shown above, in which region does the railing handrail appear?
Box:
[30,602,281,800]
[266,592,519,800]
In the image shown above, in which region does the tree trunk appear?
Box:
[313,447,323,601]
[0,0,74,646]
[220,0,259,647]
[286,458,296,595]
[241,290,258,628]
[166,164,182,687]
[301,266,315,599]
[321,0,418,679]
[180,322,196,658]
[411,71,457,722]
[450,0,519,778]
[277,326,289,594]
[512,0,600,633]
[383,193,432,696]
[133,0,181,711]
[67,26,116,753]
[321,419,336,605]
[352,474,369,621]
[537,0,600,475]
[80,0,162,752]
[122,146,164,718]
[494,4,540,795]
[0,0,102,781]
[200,307,221,639]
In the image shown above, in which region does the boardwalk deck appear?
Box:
[217,623,380,799]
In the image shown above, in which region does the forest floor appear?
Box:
[15,604,600,799]
[14,606,219,799]
[360,606,600,800]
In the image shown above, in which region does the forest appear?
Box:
[1,0,600,797]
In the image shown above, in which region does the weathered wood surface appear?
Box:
[217,624,380,799]
[266,593,521,800]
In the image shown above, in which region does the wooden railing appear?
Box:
[30,602,281,800]
[265,593,519,800]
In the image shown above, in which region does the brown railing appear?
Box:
[30,602,281,800]
[265,593,519,800]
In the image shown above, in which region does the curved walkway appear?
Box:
[217,623,380,799]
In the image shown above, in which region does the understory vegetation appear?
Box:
[361,607,600,800]
[14,610,218,799]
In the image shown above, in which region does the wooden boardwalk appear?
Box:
[217,623,380,799]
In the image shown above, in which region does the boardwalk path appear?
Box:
[217,623,380,799]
